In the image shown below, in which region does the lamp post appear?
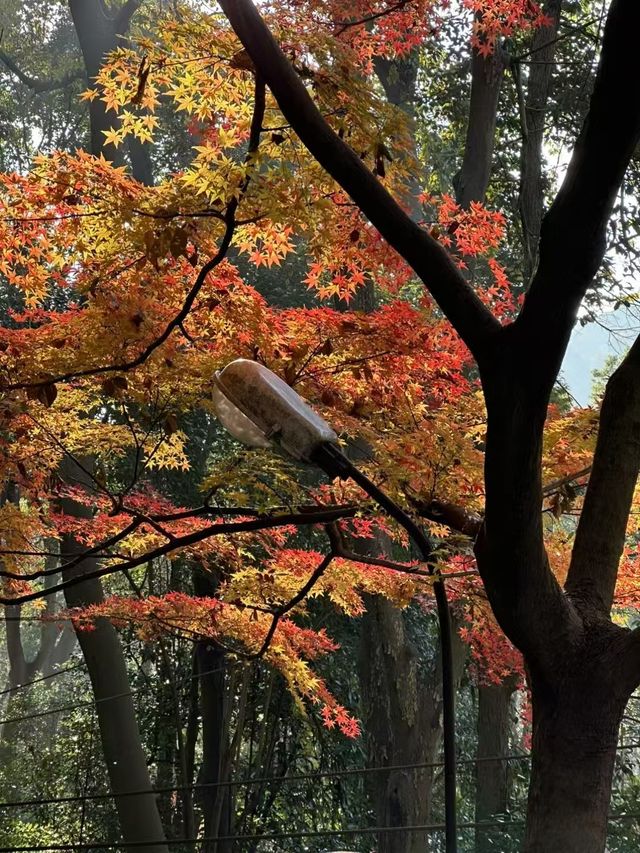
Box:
[212,359,457,853]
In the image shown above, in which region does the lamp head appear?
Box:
[212,359,338,462]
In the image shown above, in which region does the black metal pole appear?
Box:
[311,442,458,853]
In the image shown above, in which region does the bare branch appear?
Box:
[0,48,85,93]
[250,549,335,659]
[541,465,591,498]
[0,506,359,605]
[415,499,483,538]
[334,0,414,35]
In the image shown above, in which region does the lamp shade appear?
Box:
[211,382,272,449]
[212,359,337,461]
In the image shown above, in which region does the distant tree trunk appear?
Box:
[155,645,178,835]
[356,44,500,850]
[0,546,76,751]
[238,669,284,836]
[517,0,563,282]
[455,46,506,210]
[60,459,168,852]
[361,37,504,852]
[374,50,422,220]
[196,640,233,852]
[69,0,154,183]
[359,596,466,852]
[192,569,233,853]
[475,677,517,852]
[51,5,164,848]
[183,647,200,838]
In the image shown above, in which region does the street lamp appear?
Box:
[212,358,458,853]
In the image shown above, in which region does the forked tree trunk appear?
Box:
[69,0,154,183]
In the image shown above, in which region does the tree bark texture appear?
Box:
[192,569,232,853]
[475,678,517,852]
[60,460,168,853]
[359,597,466,852]
[456,46,506,210]
[60,555,168,852]
[524,640,628,853]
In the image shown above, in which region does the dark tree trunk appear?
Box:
[359,599,432,853]
[52,6,163,847]
[475,677,517,852]
[69,0,128,164]
[196,640,232,852]
[183,648,200,839]
[455,47,506,210]
[524,656,627,853]
[374,51,422,220]
[155,646,178,835]
[63,580,168,852]
[0,548,76,752]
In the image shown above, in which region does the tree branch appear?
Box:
[334,0,415,35]
[415,467,592,538]
[541,465,591,497]
[415,499,483,538]
[0,506,359,605]
[0,48,85,93]
[249,549,335,659]
[565,334,640,616]
[217,0,501,363]
[515,0,640,382]
[5,76,267,392]
[114,0,142,32]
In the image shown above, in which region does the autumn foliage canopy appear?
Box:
[0,0,627,737]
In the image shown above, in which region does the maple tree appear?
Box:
[213,3,640,853]
[2,0,640,851]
